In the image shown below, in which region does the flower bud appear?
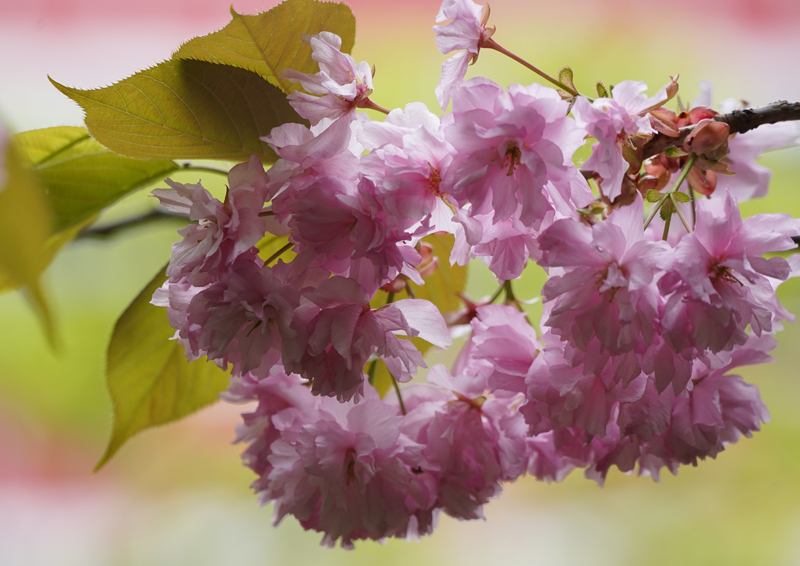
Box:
[687,167,717,196]
[683,119,730,159]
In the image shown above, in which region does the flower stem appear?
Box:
[367,360,378,385]
[488,282,506,304]
[503,279,516,303]
[662,208,673,240]
[671,153,698,195]
[359,98,391,115]
[643,194,668,231]
[643,153,698,231]
[391,374,407,416]
[672,195,693,233]
[77,209,186,239]
[483,38,578,96]
[180,164,230,176]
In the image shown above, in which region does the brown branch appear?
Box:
[640,100,800,161]
[77,209,187,239]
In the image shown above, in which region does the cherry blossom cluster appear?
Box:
[150,0,800,547]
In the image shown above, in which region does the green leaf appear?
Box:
[15,127,180,233]
[173,0,356,94]
[646,189,664,203]
[13,125,89,168]
[97,265,230,471]
[51,59,306,162]
[660,197,675,221]
[596,81,609,98]
[0,140,56,345]
[672,191,691,203]
[256,233,294,264]
[410,233,468,313]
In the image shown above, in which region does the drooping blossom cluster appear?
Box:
[151,0,800,547]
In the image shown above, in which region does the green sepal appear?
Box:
[558,66,576,93]
[665,146,688,158]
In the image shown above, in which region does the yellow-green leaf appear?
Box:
[173,0,356,94]
[13,125,89,168]
[368,359,395,398]
[51,59,306,162]
[15,126,180,233]
[0,139,56,344]
[97,265,230,471]
[410,233,468,313]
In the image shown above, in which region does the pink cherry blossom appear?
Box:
[401,365,531,520]
[433,0,495,109]
[292,276,450,401]
[358,102,458,235]
[230,374,437,548]
[177,257,315,377]
[283,32,377,125]
[522,329,648,438]
[522,333,776,484]
[451,207,541,281]
[455,304,540,393]
[151,156,269,286]
[262,117,360,205]
[572,80,674,201]
[444,78,590,231]
[538,195,669,380]
[658,190,800,365]
[282,175,422,293]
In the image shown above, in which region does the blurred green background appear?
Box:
[1,0,800,564]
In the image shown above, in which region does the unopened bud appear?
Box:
[418,256,439,278]
[649,110,680,137]
[380,275,409,294]
[665,75,680,101]
[684,119,730,159]
[687,167,717,196]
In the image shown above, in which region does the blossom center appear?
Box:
[502,143,522,176]
[345,448,357,485]
[712,262,743,286]
[427,162,443,196]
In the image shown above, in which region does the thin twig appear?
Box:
[482,38,579,97]
[264,242,293,265]
[640,100,800,161]
[672,195,693,233]
[77,210,187,239]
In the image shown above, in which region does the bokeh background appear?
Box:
[2,0,800,564]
